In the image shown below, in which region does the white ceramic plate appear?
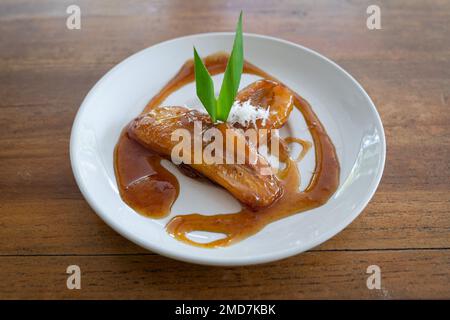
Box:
[70,33,385,266]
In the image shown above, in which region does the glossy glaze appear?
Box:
[114,53,340,247]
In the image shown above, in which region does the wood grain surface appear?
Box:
[0,0,449,299]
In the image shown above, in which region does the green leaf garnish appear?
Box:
[194,47,217,122]
[217,12,244,121]
[193,11,244,123]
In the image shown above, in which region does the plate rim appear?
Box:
[70,32,386,266]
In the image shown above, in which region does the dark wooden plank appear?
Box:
[0,250,448,299]
[0,190,449,255]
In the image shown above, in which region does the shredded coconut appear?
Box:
[228,100,268,126]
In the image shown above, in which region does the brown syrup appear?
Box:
[114,53,340,247]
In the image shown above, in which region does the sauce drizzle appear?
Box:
[114,53,340,247]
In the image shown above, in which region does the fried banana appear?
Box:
[128,106,282,209]
[235,79,294,129]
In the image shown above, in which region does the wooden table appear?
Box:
[0,0,449,299]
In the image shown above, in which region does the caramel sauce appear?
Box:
[283,137,312,162]
[114,132,179,218]
[114,53,340,247]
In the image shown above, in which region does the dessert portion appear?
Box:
[114,11,338,248]
[114,53,340,247]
